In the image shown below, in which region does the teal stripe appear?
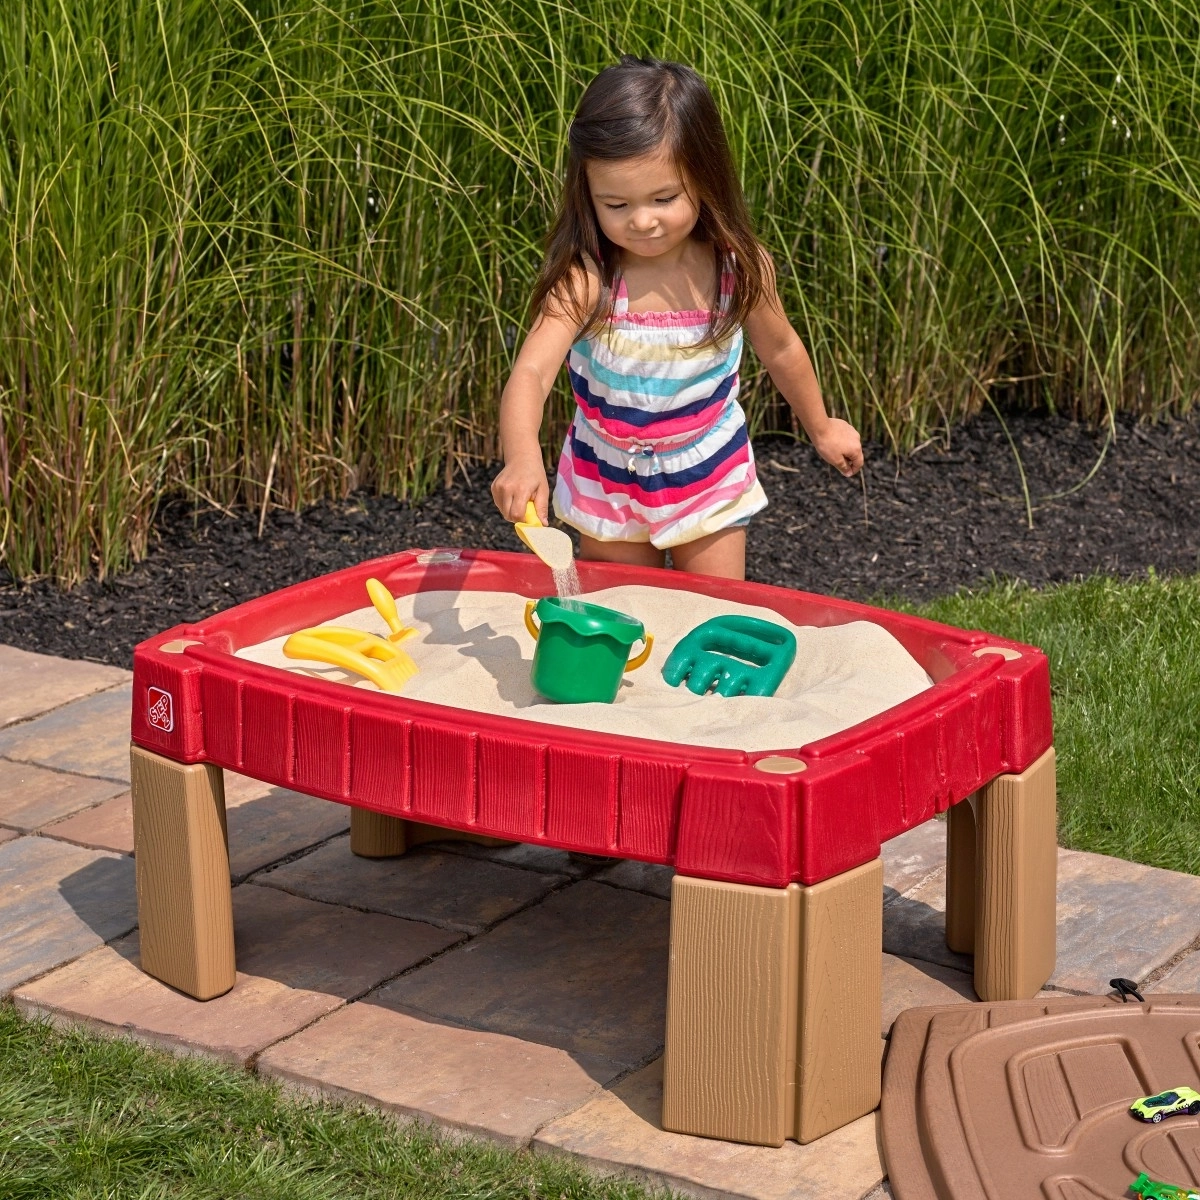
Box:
[572,339,741,397]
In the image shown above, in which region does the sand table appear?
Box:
[236,584,933,753]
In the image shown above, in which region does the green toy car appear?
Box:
[1130,1171,1200,1200]
[1130,1087,1200,1123]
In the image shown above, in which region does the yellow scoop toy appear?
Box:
[282,577,418,692]
[515,501,574,572]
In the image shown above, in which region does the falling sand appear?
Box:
[514,516,580,597]
[552,563,581,597]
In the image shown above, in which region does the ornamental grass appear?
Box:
[2,0,1197,581]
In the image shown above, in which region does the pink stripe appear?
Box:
[566,442,752,509]
[647,462,755,514]
[565,446,746,508]
[559,484,643,528]
[572,392,731,446]
[657,479,757,526]
[559,461,756,531]
[614,309,710,327]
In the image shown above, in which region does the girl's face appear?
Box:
[586,147,700,260]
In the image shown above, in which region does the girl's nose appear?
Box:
[629,207,658,233]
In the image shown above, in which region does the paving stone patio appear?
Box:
[2,646,1198,1199]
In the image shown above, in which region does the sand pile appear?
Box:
[236,584,933,753]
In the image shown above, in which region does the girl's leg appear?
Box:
[670,527,746,580]
[579,533,666,569]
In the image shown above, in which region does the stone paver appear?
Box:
[224,781,350,882]
[13,933,339,1066]
[231,882,460,998]
[0,836,137,994]
[1050,848,1200,992]
[880,954,975,1035]
[0,760,127,833]
[379,881,669,1068]
[882,817,946,901]
[0,645,128,727]
[12,883,463,1066]
[593,859,674,899]
[881,867,971,973]
[0,827,17,845]
[532,1057,885,1200]
[258,1001,617,1147]
[257,839,568,933]
[1148,950,1200,992]
[428,838,605,879]
[0,683,132,782]
[881,845,1200,994]
[43,776,352,870]
[43,793,133,853]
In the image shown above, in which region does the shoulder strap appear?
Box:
[611,269,629,315]
[719,253,736,313]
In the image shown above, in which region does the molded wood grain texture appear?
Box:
[945,798,977,954]
[662,860,884,1146]
[795,857,884,1143]
[130,744,235,1000]
[662,876,800,1146]
[974,747,1057,1001]
[349,808,407,857]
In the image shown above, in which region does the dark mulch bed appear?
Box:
[2,410,1197,670]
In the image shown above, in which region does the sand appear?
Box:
[516,522,575,572]
[236,584,934,753]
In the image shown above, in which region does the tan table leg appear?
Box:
[794,858,884,1142]
[662,859,883,1146]
[130,744,236,1000]
[945,798,977,954]
[349,808,513,857]
[973,746,1057,1000]
[349,809,408,857]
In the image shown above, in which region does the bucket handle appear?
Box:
[625,634,654,673]
[526,599,653,671]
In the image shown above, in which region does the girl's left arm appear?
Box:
[744,257,863,477]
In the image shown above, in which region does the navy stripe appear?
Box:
[567,365,735,430]
[569,422,749,493]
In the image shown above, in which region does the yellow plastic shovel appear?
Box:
[282,577,419,692]
[282,627,418,692]
[365,577,417,644]
[515,501,574,573]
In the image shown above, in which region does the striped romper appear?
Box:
[552,263,768,549]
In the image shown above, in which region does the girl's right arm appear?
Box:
[491,263,600,524]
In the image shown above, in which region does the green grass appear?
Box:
[0,1006,661,1200]
[915,571,1200,875]
[2,0,1199,582]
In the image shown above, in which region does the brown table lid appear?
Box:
[882,995,1200,1200]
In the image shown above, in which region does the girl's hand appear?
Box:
[812,418,864,477]
[491,457,550,524]
[744,254,864,479]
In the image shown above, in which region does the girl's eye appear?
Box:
[655,194,679,204]
[604,203,626,211]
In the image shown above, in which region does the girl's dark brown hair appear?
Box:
[531,56,770,348]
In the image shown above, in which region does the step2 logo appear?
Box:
[147,687,174,733]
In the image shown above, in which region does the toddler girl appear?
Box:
[491,56,863,580]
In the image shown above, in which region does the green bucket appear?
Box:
[523,597,654,704]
